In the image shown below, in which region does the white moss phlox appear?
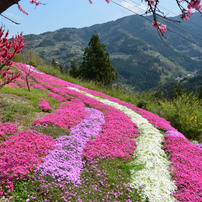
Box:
[67,87,177,201]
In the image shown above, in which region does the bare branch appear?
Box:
[0,13,20,24]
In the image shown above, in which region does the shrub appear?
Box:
[157,94,202,140]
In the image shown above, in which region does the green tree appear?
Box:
[51,58,57,69]
[196,86,202,99]
[80,34,117,88]
[14,49,45,67]
[28,60,38,68]
[169,82,183,99]
[154,88,164,100]
[59,64,65,73]
[69,60,79,78]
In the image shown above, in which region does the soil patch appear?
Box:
[0,93,47,130]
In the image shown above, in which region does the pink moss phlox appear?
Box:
[32,83,47,91]
[163,136,202,201]
[11,62,202,200]
[126,107,176,131]
[14,77,25,83]
[0,122,18,135]
[0,130,56,196]
[33,101,87,130]
[165,130,186,139]
[47,92,66,102]
[0,131,5,141]
[12,63,140,160]
[0,122,18,141]
[14,76,27,88]
[195,144,202,149]
[37,98,52,112]
[69,86,176,131]
[78,101,139,161]
[34,84,139,161]
[55,89,140,161]
[37,108,105,184]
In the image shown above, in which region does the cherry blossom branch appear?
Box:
[0,68,20,89]
[0,28,26,70]
[0,27,26,88]
[142,0,202,35]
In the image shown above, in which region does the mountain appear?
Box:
[23,13,202,91]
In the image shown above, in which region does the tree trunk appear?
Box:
[0,0,20,14]
[25,76,30,91]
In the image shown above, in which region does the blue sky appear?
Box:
[1,0,182,37]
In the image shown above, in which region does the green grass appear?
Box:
[31,124,70,139]
[0,85,60,110]
[37,65,139,104]
[1,101,37,123]
[0,85,60,129]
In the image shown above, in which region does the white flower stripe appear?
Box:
[68,87,177,201]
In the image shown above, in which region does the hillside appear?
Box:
[159,74,202,97]
[23,13,202,91]
[0,63,201,201]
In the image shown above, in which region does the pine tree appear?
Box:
[51,58,57,69]
[80,34,117,88]
[59,64,65,73]
[69,60,79,78]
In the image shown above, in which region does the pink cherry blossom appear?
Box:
[29,0,36,4]
[158,24,167,33]
[17,4,29,15]
[152,21,160,28]
[36,1,41,6]
[188,9,193,14]
[190,0,201,9]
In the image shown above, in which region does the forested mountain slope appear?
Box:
[24,13,202,91]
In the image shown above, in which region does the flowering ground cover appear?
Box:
[37,108,105,184]
[66,85,176,132]
[0,122,18,138]
[67,87,177,201]
[0,62,201,201]
[37,98,52,112]
[164,131,202,201]
[33,101,87,131]
[67,87,202,202]
[0,129,56,197]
